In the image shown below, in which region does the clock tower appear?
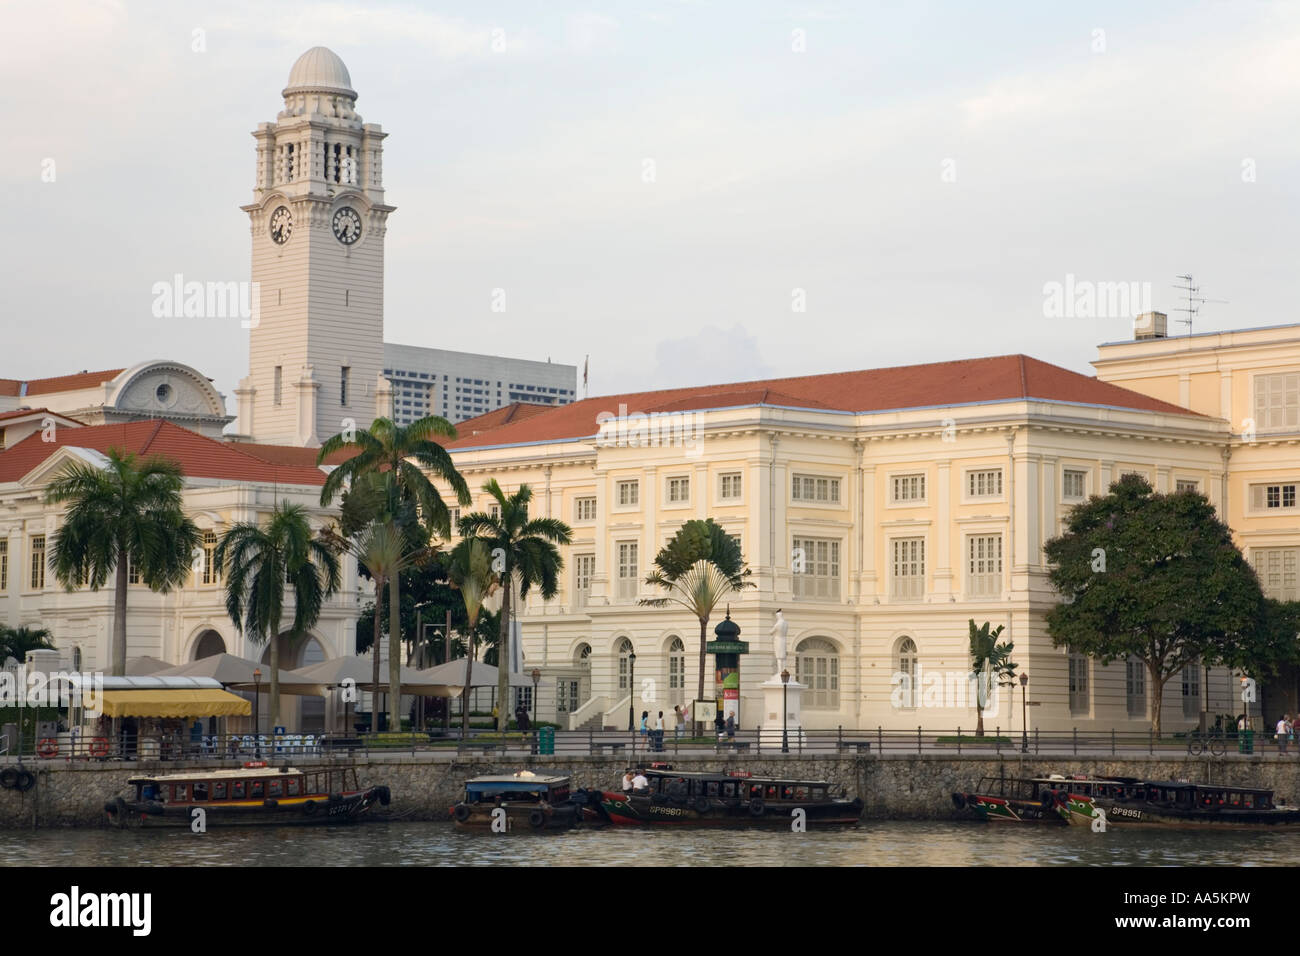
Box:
[236,47,393,446]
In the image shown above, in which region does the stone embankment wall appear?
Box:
[5,752,1300,828]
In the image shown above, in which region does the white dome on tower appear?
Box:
[283,46,355,97]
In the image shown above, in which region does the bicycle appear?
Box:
[1187,730,1226,756]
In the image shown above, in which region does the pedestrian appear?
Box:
[673,705,685,740]
[656,710,666,751]
[622,770,634,794]
[1277,714,1290,755]
[639,710,649,745]
[631,770,649,793]
[725,712,736,740]
[714,709,725,739]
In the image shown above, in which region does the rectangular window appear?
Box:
[966,469,1002,498]
[1254,372,1300,431]
[1063,469,1087,500]
[29,535,45,590]
[448,507,460,532]
[1181,664,1201,718]
[616,480,639,507]
[128,555,141,585]
[791,474,840,503]
[666,476,689,503]
[1125,658,1146,718]
[967,535,1002,596]
[1251,483,1299,511]
[201,531,219,585]
[891,474,926,503]
[1069,652,1089,714]
[1175,479,1199,493]
[0,539,7,591]
[574,497,596,522]
[719,472,742,500]
[791,537,841,600]
[340,366,350,407]
[556,679,579,714]
[617,541,638,599]
[1252,547,1300,601]
[574,554,594,607]
[890,538,925,599]
[489,504,501,520]
[273,366,282,405]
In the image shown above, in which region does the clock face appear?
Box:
[332,206,362,245]
[269,206,293,245]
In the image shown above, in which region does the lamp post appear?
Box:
[781,669,790,754]
[252,667,262,743]
[531,668,540,727]
[1019,672,1029,753]
[627,651,637,733]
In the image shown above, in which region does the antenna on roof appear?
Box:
[1172,274,1228,336]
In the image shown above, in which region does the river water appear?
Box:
[1,821,1295,866]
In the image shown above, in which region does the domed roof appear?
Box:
[284,46,355,96]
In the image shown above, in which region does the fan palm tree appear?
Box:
[969,619,1017,737]
[45,450,200,676]
[446,538,499,735]
[318,417,471,727]
[642,519,752,733]
[216,503,341,729]
[0,626,54,666]
[458,480,571,731]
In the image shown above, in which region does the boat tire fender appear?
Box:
[951,792,966,810]
[0,768,17,790]
[748,798,765,817]
[374,785,391,806]
[14,770,35,792]
[852,797,865,812]
[303,799,318,816]
[528,808,546,828]
[453,804,472,823]
[1040,789,1058,810]
[694,796,710,814]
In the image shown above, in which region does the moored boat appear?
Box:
[590,766,863,827]
[1044,776,1300,828]
[450,771,593,831]
[103,762,390,828]
[951,774,1071,824]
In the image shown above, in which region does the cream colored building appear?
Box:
[439,323,1300,734]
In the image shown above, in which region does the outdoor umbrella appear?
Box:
[124,656,173,676]
[413,659,530,689]
[290,656,463,697]
[154,653,319,695]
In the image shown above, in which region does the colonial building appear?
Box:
[438,321,1300,733]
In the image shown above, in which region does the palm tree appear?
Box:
[642,519,752,733]
[458,480,571,731]
[318,417,471,729]
[45,450,200,676]
[446,538,499,736]
[0,626,54,666]
[217,502,341,729]
[969,620,1017,737]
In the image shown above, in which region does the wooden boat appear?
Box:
[103,762,390,828]
[1044,775,1300,828]
[951,774,1074,825]
[450,771,592,831]
[587,766,863,826]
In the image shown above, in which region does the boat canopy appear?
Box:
[97,688,252,718]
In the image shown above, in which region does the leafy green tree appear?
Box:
[446,538,499,735]
[217,503,341,728]
[458,480,571,731]
[0,626,54,666]
[354,558,499,665]
[641,519,752,731]
[968,620,1017,736]
[1044,475,1264,736]
[318,418,470,729]
[45,450,200,676]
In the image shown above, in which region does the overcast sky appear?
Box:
[5,0,1299,412]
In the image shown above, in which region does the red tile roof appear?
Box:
[447,354,1203,450]
[0,408,83,425]
[227,442,354,467]
[453,402,560,439]
[0,420,326,486]
[0,369,125,397]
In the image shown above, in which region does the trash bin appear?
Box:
[538,726,555,755]
[1238,729,1254,754]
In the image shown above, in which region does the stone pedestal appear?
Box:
[759,675,806,749]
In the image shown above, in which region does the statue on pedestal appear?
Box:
[770,609,788,678]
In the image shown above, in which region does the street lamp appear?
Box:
[531,668,540,727]
[781,669,791,754]
[252,667,263,742]
[1019,672,1029,753]
[627,651,637,733]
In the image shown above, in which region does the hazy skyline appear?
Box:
[5,0,1298,415]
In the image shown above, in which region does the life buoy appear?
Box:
[528,808,546,828]
[748,798,765,817]
[36,738,58,758]
[453,804,472,823]
[0,768,17,790]
[951,792,967,810]
[15,770,35,792]
[88,737,110,758]
[302,799,318,816]
[694,795,711,814]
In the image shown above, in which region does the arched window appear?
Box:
[668,637,685,690]
[795,638,839,709]
[617,638,633,691]
[895,637,918,709]
[193,630,226,660]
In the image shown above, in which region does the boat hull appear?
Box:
[594,790,863,827]
[1056,794,1300,828]
[451,802,590,832]
[104,788,386,828]
[953,792,1063,825]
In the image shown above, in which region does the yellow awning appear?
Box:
[97,689,252,718]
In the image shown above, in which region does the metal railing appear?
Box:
[1,725,1277,762]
